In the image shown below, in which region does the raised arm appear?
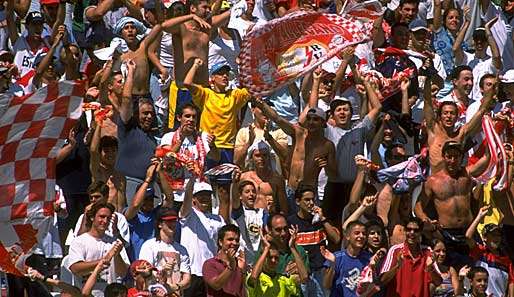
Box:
[251,98,296,136]
[124,160,159,220]
[423,76,436,130]
[432,0,443,32]
[343,195,377,231]
[211,9,231,29]
[288,226,309,284]
[467,145,490,177]
[485,16,502,70]
[89,120,102,181]
[50,2,66,43]
[33,28,64,88]
[182,58,203,92]
[452,6,471,65]
[81,259,109,296]
[333,47,355,96]
[364,78,382,123]
[85,0,116,21]
[5,0,19,45]
[119,59,136,124]
[460,86,495,138]
[464,205,490,249]
[179,178,195,218]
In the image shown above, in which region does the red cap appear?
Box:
[41,0,60,5]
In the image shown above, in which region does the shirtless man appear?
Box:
[240,141,288,214]
[424,76,495,173]
[114,14,210,96]
[251,99,337,193]
[415,140,489,266]
[169,0,230,85]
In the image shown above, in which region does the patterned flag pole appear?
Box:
[0,80,84,276]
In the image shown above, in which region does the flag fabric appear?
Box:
[341,0,385,21]
[204,163,239,177]
[474,115,508,191]
[377,153,428,194]
[238,10,372,97]
[0,80,84,276]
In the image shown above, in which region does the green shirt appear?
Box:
[246,273,299,297]
[254,245,310,274]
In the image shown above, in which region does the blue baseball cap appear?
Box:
[209,62,231,76]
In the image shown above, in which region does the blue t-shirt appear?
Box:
[115,115,157,179]
[127,208,157,261]
[433,27,470,78]
[324,249,372,297]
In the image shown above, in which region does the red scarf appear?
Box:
[155,131,207,191]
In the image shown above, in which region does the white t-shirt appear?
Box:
[232,206,265,264]
[208,34,240,76]
[179,208,225,276]
[67,212,130,246]
[159,32,174,69]
[461,51,497,101]
[159,131,210,202]
[139,238,191,275]
[481,2,514,72]
[66,232,130,297]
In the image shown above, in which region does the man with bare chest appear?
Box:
[114,14,211,97]
[416,140,489,266]
[251,99,337,197]
[240,141,288,214]
[422,76,495,173]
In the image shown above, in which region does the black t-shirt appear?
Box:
[287,213,326,270]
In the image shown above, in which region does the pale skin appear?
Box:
[423,76,495,173]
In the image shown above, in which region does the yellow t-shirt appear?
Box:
[246,273,299,297]
[191,86,250,149]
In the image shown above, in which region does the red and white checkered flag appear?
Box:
[0,80,84,276]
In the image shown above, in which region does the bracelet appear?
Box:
[144,179,152,183]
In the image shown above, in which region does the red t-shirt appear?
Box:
[202,257,246,297]
[380,243,433,297]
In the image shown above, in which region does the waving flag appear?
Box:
[0,80,84,275]
[341,0,385,20]
[474,115,508,191]
[238,10,372,96]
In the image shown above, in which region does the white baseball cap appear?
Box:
[193,181,213,195]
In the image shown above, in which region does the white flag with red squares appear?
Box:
[0,80,84,276]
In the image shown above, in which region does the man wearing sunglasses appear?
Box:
[380,217,442,297]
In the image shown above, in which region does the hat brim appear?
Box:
[210,65,231,76]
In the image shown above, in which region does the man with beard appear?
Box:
[380,217,442,297]
[423,76,494,173]
[415,141,490,267]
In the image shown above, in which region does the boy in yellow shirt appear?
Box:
[182,58,251,183]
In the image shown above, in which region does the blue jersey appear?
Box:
[324,249,372,297]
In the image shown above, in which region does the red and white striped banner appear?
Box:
[238,10,373,96]
[0,80,84,275]
[475,115,509,191]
